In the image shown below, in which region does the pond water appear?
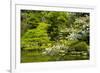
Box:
[21,50,89,63]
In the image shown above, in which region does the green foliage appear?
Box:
[69,41,89,51]
[21,10,90,62]
[21,22,50,50]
